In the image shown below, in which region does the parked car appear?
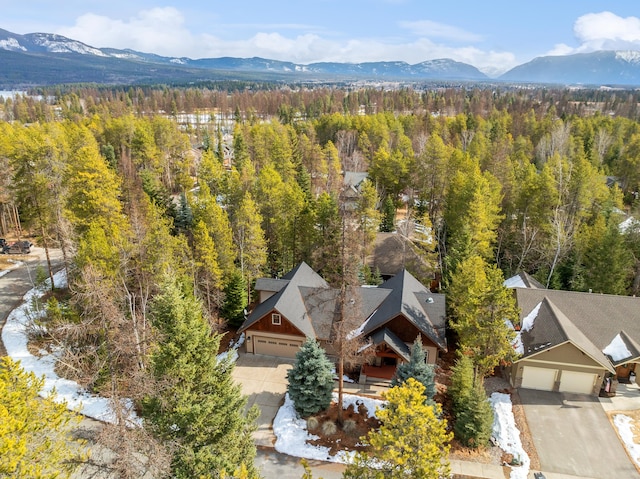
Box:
[2,240,31,254]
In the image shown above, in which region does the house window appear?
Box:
[272,313,281,325]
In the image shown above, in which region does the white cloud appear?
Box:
[54,8,515,75]
[548,12,640,56]
[398,20,483,43]
[57,7,218,57]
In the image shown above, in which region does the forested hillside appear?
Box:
[1,83,639,476]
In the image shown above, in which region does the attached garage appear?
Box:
[521,366,557,391]
[559,371,597,395]
[252,335,303,358]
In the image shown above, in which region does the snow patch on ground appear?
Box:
[613,414,640,467]
[217,332,245,363]
[489,392,530,479]
[273,392,384,463]
[2,270,140,426]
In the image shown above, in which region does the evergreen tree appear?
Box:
[174,192,193,231]
[449,353,475,412]
[447,255,519,379]
[380,195,396,232]
[286,338,335,417]
[449,354,493,449]
[453,385,494,449]
[0,357,86,479]
[343,378,452,479]
[143,278,258,479]
[391,336,436,401]
[221,269,248,327]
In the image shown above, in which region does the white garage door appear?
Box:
[253,336,303,358]
[521,366,557,391]
[559,371,597,395]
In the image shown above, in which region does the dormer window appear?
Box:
[272,313,282,325]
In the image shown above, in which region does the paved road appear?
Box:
[520,388,640,479]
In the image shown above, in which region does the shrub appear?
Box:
[306,416,319,431]
[321,420,337,436]
[342,419,357,435]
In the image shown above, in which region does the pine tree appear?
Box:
[449,354,494,449]
[221,269,248,327]
[447,255,519,378]
[380,195,396,232]
[449,353,475,413]
[344,378,452,479]
[453,385,494,449]
[391,336,436,401]
[142,278,258,479]
[0,357,86,479]
[286,338,335,417]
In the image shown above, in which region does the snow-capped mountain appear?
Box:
[3,27,640,87]
[499,50,640,85]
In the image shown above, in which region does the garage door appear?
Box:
[253,336,303,358]
[521,366,557,391]
[559,371,597,395]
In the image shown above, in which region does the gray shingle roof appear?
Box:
[515,288,640,370]
[504,272,545,289]
[254,277,289,293]
[363,269,447,350]
[241,263,446,352]
[371,328,411,362]
[239,262,330,337]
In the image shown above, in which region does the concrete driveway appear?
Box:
[231,352,294,447]
[519,388,640,478]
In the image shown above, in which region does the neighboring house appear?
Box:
[504,273,640,396]
[238,262,447,382]
[340,171,369,209]
[367,232,434,285]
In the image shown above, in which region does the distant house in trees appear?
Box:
[238,262,447,382]
[504,273,640,396]
[340,171,369,209]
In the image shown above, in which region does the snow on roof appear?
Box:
[504,275,527,288]
[521,301,542,332]
[603,333,633,362]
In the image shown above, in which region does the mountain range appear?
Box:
[2,27,640,88]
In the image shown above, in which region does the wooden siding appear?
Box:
[246,310,306,337]
[380,315,440,349]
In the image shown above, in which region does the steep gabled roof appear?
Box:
[363,269,447,350]
[515,288,640,371]
[254,277,289,294]
[239,262,330,337]
[370,328,411,362]
[504,272,545,289]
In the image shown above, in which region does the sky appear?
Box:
[3,1,640,75]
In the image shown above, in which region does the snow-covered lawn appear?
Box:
[273,392,383,463]
[613,414,640,467]
[489,392,530,479]
[2,270,139,425]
